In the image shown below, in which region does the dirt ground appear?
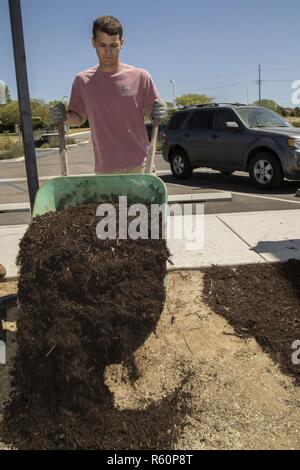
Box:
[0,280,17,297]
[1,268,299,450]
[203,261,300,385]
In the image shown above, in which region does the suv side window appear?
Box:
[186,110,212,130]
[212,110,239,129]
[168,111,189,130]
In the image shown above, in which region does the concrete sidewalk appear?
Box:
[1,209,300,278]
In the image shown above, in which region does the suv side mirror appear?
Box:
[226,121,240,129]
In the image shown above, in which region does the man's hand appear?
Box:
[49,102,67,123]
[151,99,166,122]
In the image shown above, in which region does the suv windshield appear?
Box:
[236,107,290,128]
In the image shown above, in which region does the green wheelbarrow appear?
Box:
[32,174,167,219]
[24,174,169,366]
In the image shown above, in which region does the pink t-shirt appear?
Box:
[68,63,161,172]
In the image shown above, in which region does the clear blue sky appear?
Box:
[1,0,300,106]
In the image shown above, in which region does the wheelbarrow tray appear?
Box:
[33,174,167,218]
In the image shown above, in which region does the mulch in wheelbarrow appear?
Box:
[1,202,177,449]
[202,260,300,385]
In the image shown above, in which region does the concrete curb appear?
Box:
[0,192,232,213]
[168,192,232,203]
[0,203,30,213]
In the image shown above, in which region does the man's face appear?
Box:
[92,31,123,70]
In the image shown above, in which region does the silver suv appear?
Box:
[162,103,300,188]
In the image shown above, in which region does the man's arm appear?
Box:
[67,110,86,127]
[49,103,86,128]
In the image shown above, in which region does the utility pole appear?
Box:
[257,64,262,105]
[8,0,39,211]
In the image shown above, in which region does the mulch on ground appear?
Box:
[1,203,171,449]
[203,260,300,385]
[1,268,300,450]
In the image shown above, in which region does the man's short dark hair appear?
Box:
[93,16,123,39]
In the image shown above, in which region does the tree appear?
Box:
[48,100,63,107]
[0,98,51,132]
[31,99,51,127]
[175,93,214,107]
[165,101,177,121]
[294,107,300,117]
[252,99,280,113]
[0,101,20,132]
[277,106,288,117]
[5,85,12,103]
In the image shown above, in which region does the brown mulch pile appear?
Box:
[1,203,172,449]
[202,260,300,385]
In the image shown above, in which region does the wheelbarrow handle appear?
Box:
[145,120,159,174]
[58,121,69,177]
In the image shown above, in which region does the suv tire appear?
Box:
[249,152,283,189]
[170,149,193,179]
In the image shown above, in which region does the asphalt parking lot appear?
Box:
[1,140,300,225]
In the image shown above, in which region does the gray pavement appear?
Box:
[1,209,300,278]
[1,141,300,214]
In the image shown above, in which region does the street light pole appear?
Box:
[170,80,175,107]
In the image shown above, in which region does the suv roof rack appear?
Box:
[179,103,219,110]
[217,102,248,107]
[178,102,249,110]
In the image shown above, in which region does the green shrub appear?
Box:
[0,143,24,160]
[0,132,15,151]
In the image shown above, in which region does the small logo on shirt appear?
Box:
[119,84,134,96]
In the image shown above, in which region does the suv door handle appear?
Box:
[184,133,190,138]
[210,134,219,139]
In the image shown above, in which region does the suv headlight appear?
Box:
[288,138,300,149]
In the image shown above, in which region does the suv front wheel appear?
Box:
[170,149,193,179]
[249,152,283,189]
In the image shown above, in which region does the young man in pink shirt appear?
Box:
[50,15,165,173]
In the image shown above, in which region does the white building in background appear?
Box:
[0,80,6,105]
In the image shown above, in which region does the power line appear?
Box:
[263,79,297,82]
[160,65,300,101]
[198,81,254,90]
[160,81,255,94]
[262,67,300,71]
